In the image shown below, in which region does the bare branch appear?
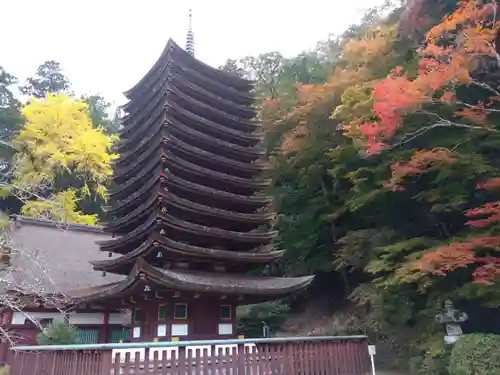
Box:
[0,162,74,344]
[470,79,500,96]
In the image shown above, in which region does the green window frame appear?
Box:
[158,304,168,320]
[220,305,232,320]
[173,303,187,320]
[133,308,142,324]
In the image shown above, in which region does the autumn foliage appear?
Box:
[412,176,500,284]
[385,148,457,191]
[12,94,118,224]
[356,0,499,153]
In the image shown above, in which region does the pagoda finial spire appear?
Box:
[186,9,195,56]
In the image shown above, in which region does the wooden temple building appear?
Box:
[0,35,313,355]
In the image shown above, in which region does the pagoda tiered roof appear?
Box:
[74,259,313,304]
[87,38,313,302]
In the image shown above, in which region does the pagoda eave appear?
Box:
[112,127,267,177]
[114,123,266,176]
[117,105,264,160]
[72,259,313,304]
[166,85,258,130]
[91,233,284,275]
[114,117,265,166]
[170,73,256,118]
[157,212,277,244]
[98,212,277,254]
[123,80,259,133]
[159,151,270,190]
[104,190,275,234]
[123,71,257,120]
[123,39,254,100]
[165,102,264,145]
[106,171,272,216]
[111,146,268,191]
[164,118,265,158]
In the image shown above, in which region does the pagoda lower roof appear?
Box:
[70,259,313,304]
[91,232,284,274]
[98,212,277,253]
[104,189,274,233]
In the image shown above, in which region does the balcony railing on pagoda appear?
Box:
[6,335,371,374]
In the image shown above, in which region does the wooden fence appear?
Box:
[6,336,371,374]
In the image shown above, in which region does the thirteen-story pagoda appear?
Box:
[78,39,314,341]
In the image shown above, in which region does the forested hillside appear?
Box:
[224,0,500,372]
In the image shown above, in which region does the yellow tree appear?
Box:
[11,93,118,225]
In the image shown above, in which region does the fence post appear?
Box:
[237,343,246,374]
[100,350,113,375]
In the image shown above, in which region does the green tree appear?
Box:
[0,67,22,155]
[82,94,120,134]
[219,59,246,78]
[20,60,72,98]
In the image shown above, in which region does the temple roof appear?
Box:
[7,217,125,295]
[72,259,313,303]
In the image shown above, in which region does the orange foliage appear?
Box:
[411,177,500,284]
[385,148,457,191]
[281,121,310,153]
[261,97,288,132]
[466,202,500,228]
[341,25,397,68]
[416,236,500,284]
[280,69,369,152]
[456,106,489,125]
[355,0,499,153]
[477,177,500,190]
[295,84,317,104]
[465,178,500,228]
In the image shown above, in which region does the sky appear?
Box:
[1,0,384,106]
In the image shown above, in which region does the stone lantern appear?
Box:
[435,300,468,344]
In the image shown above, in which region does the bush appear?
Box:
[36,318,79,345]
[409,338,451,375]
[237,302,290,338]
[449,333,500,375]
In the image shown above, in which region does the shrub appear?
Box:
[449,333,500,375]
[36,318,79,345]
[409,338,451,375]
[237,301,290,338]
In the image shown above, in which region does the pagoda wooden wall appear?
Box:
[129,297,238,342]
